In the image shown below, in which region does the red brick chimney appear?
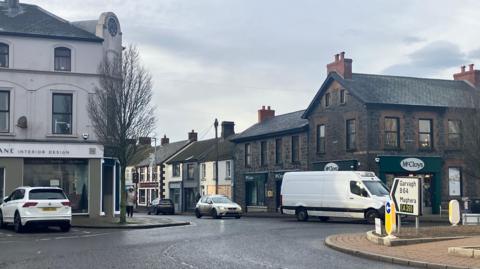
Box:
[161,134,169,146]
[326,51,352,79]
[258,106,275,123]
[453,64,480,88]
[188,130,197,142]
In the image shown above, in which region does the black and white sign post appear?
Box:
[390,177,422,233]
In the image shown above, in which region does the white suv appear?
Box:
[0,187,72,233]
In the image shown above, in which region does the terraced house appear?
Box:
[304,52,479,214]
[0,0,123,217]
[233,52,480,214]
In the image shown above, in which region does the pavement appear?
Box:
[72,215,190,229]
[0,214,410,269]
[326,232,480,269]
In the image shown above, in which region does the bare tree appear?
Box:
[89,45,155,223]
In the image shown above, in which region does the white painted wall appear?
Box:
[164,163,182,199]
[0,12,122,143]
[200,160,234,191]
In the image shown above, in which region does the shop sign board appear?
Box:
[391,177,422,216]
[324,163,339,171]
[400,158,425,172]
[0,142,104,159]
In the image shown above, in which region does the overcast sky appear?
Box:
[26,0,480,141]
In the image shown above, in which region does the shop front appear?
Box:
[169,182,181,213]
[0,142,104,217]
[245,173,267,212]
[312,160,359,171]
[378,156,442,214]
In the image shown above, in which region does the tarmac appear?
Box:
[325,232,480,269]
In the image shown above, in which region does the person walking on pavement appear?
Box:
[126,188,136,218]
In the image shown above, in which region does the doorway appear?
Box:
[170,188,180,212]
[275,180,282,212]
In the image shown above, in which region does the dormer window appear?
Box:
[54,47,71,71]
[0,43,9,68]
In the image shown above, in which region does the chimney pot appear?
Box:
[161,134,169,146]
[340,51,345,60]
[469,64,474,72]
[334,54,339,62]
[461,66,466,73]
[188,130,197,142]
[258,106,275,123]
[221,121,235,139]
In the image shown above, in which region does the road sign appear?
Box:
[385,201,396,235]
[391,177,421,216]
[449,200,460,226]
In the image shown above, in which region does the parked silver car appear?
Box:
[195,195,242,219]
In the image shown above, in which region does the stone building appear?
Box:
[303,52,479,214]
[231,107,308,212]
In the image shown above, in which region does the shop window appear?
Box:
[275,138,282,164]
[260,141,267,166]
[23,159,89,213]
[172,163,180,177]
[245,143,251,167]
[316,124,325,153]
[448,120,462,149]
[325,93,331,107]
[291,135,300,162]
[54,47,71,71]
[187,163,194,179]
[246,178,266,206]
[448,167,462,196]
[52,93,73,134]
[139,189,146,204]
[226,161,231,178]
[0,91,10,133]
[419,119,433,150]
[384,117,400,149]
[0,43,8,68]
[139,168,145,181]
[340,89,346,104]
[350,181,369,197]
[346,119,356,150]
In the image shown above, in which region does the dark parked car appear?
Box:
[147,198,175,215]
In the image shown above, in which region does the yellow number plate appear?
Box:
[42,207,57,211]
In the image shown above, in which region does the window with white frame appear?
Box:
[52,93,72,134]
[0,91,9,133]
[226,161,231,178]
[201,163,206,179]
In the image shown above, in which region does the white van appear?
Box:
[280,171,389,223]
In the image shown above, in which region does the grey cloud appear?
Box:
[382,41,467,77]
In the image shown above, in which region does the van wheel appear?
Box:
[195,209,202,218]
[296,208,308,222]
[319,216,330,222]
[365,209,380,224]
[60,223,71,232]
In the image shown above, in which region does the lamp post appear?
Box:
[214,119,219,195]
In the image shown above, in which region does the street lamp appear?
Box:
[214,119,219,195]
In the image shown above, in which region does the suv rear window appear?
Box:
[159,199,172,205]
[29,189,67,200]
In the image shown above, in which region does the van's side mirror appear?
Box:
[208,200,213,204]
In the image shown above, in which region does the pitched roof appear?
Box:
[230,110,308,142]
[136,140,191,167]
[0,3,103,42]
[303,72,479,118]
[167,137,235,163]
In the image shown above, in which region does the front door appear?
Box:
[421,175,433,214]
[170,188,180,212]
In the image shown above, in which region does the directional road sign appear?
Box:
[390,177,421,216]
[385,201,396,235]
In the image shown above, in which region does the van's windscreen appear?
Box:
[363,181,389,196]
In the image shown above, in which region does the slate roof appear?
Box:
[0,2,103,42]
[136,140,191,167]
[230,110,309,143]
[303,72,479,118]
[167,137,235,163]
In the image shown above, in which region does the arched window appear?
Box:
[54,47,71,71]
[0,43,9,68]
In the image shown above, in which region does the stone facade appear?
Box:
[233,131,308,212]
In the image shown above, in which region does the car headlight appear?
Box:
[219,206,225,211]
